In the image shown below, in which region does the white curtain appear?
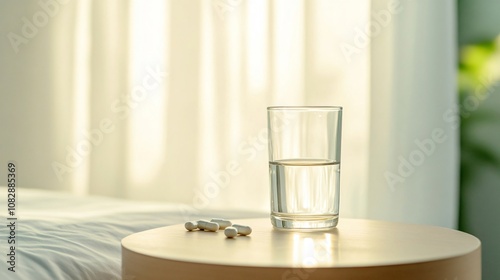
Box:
[0,0,457,227]
[369,0,458,228]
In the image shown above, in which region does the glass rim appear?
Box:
[267,106,342,111]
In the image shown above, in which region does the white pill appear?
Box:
[196,220,208,231]
[184,221,198,231]
[197,220,220,232]
[196,220,210,230]
[224,227,238,238]
[210,218,232,229]
[232,224,252,235]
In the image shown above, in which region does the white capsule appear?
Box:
[232,224,252,235]
[224,227,238,238]
[196,220,210,230]
[197,220,220,232]
[210,218,232,229]
[184,221,198,231]
[196,220,208,231]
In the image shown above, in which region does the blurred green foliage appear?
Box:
[458,36,500,280]
[458,38,500,181]
[459,42,495,88]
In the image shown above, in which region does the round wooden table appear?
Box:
[122,218,481,279]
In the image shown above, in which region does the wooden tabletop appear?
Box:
[122,218,481,280]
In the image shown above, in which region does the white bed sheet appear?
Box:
[0,187,266,280]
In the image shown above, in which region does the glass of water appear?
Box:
[268,106,342,230]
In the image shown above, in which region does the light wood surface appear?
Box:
[122,218,481,280]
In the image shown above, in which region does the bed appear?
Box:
[0,187,266,280]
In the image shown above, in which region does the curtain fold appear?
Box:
[0,0,457,227]
[369,0,458,227]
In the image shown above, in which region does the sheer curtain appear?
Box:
[0,0,456,227]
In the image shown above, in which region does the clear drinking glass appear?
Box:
[267,106,342,230]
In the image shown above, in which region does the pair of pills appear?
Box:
[223,224,252,238]
[184,218,252,238]
[184,220,219,231]
[185,218,232,232]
